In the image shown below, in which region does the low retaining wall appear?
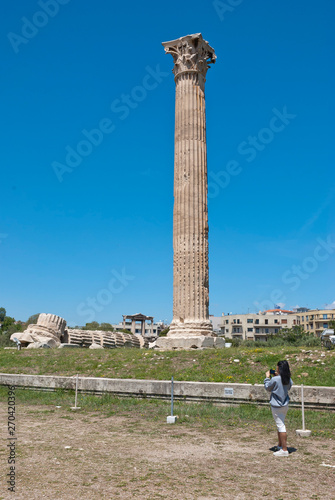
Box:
[0,373,334,410]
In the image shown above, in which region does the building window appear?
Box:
[306,315,308,320]
[233,319,236,324]
[226,319,229,324]
[275,328,279,333]
[265,319,268,325]
[247,328,253,332]
[255,328,259,333]
[323,323,328,328]
[255,319,259,325]
[247,319,253,323]
[274,319,278,324]
[302,316,304,321]
[281,319,287,324]
[323,314,328,319]
[226,329,229,333]
[265,328,269,334]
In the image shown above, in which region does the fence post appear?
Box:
[167,376,176,423]
[296,384,311,437]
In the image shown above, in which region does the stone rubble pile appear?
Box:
[11,313,148,349]
[67,329,146,349]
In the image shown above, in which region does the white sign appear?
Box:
[224,388,234,396]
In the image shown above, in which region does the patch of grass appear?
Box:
[0,386,333,438]
[0,345,334,386]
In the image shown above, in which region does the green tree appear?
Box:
[328,320,335,330]
[1,316,15,332]
[99,323,114,332]
[0,332,13,347]
[270,325,318,346]
[120,328,133,334]
[26,314,40,325]
[0,310,23,346]
[5,323,23,336]
[83,321,100,330]
[0,307,6,322]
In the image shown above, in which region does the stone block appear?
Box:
[296,429,312,437]
[137,336,145,348]
[26,342,51,349]
[201,337,216,348]
[156,336,216,350]
[214,337,225,348]
[89,343,104,349]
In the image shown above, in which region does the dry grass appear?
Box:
[0,401,334,499]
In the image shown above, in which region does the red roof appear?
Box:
[264,309,294,314]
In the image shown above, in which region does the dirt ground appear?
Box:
[1,405,334,500]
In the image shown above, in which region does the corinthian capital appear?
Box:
[162,33,216,79]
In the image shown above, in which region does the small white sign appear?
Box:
[224,388,234,396]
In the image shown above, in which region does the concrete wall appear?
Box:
[0,373,334,409]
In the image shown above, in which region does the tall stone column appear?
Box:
[162,34,216,338]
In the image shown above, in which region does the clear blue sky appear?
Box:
[1,0,334,326]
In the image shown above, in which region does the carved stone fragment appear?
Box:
[10,313,67,347]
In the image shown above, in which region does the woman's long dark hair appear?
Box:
[277,360,291,385]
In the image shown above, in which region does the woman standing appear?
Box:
[264,360,293,457]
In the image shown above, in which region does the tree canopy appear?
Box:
[26,314,40,325]
[0,307,6,322]
[82,322,114,331]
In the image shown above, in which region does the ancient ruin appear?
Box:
[122,313,154,336]
[157,34,217,348]
[10,34,221,351]
[11,313,67,348]
[66,329,145,349]
[11,313,146,349]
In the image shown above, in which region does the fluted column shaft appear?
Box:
[162,34,216,337]
[173,71,208,322]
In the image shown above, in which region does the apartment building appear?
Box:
[221,310,297,341]
[296,309,335,337]
[209,315,223,334]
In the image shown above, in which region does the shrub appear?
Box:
[231,338,242,347]
[159,328,169,337]
[301,336,321,347]
[266,337,285,347]
[0,332,14,348]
